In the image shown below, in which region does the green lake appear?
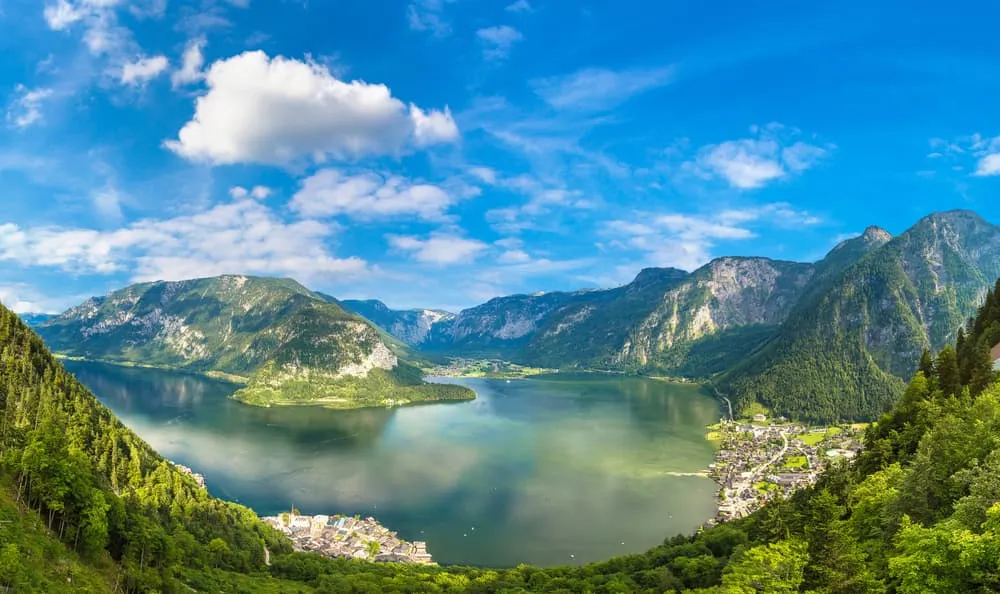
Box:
[64,361,721,567]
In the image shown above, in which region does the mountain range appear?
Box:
[332,210,1000,421]
[35,275,472,409]
[28,209,1000,421]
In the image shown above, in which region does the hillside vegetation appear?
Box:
[5,280,1000,591]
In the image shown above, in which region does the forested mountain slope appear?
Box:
[718,210,1000,421]
[36,275,472,409]
[4,288,1000,591]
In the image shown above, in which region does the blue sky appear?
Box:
[2,0,1000,313]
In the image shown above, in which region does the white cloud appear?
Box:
[604,202,819,272]
[6,85,55,128]
[976,153,1000,176]
[165,51,459,165]
[688,124,831,189]
[494,237,522,249]
[0,197,367,284]
[410,105,460,146]
[172,38,206,87]
[497,249,531,264]
[484,175,597,233]
[121,55,169,86]
[44,0,134,60]
[0,284,68,314]
[531,66,672,112]
[477,26,523,60]
[926,133,1000,178]
[92,187,124,222]
[468,166,498,184]
[291,169,457,220]
[388,233,487,265]
[250,185,271,199]
[505,0,532,12]
[229,186,248,199]
[407,0,454,37]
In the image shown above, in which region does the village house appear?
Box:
[992,342,1000,371]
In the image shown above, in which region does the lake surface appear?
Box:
[64,361,720,567]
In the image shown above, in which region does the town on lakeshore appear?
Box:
[426,358,556,379]
[263,511,435,565]
[706,414,866,523]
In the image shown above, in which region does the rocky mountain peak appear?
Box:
[862,226,892,243]
[630,267,689,288]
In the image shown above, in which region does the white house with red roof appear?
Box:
[992,343,1000,371]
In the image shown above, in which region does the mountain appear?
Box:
[339,299,455,346]
[17,312,56,327]
[526,259,815,374]
[423,288,614,357]
[36,275,472,409]
[718,210,1000,421]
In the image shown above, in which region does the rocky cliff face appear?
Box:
[424,289,609,356]
[614,258,815,367]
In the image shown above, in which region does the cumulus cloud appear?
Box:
[388,233,487,265]
[291,169,456,221]
[976,153,1000,176]
[410,105,460,146]
[477,26,523,60]
[121,55,169,86]
[531,66,672,112]
[165,51,459,165]
[686,124,832,189]
[0,197,367,283]
[172,38,206,87]
[6,85,54,128]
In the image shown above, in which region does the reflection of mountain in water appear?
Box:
[64,360,395,450]
[64,360,231,412]
[243,406,395,449]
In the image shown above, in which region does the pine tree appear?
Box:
[935,345,961,397]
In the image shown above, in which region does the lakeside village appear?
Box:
[262,511,434,565]
[706,414,866,523]
[169,461,434,564]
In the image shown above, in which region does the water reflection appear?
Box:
[66,361,720,567]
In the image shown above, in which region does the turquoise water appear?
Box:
[65,361,720,567]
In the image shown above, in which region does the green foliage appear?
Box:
[718,539,808,593]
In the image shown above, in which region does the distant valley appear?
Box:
[28,209,1000,421]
